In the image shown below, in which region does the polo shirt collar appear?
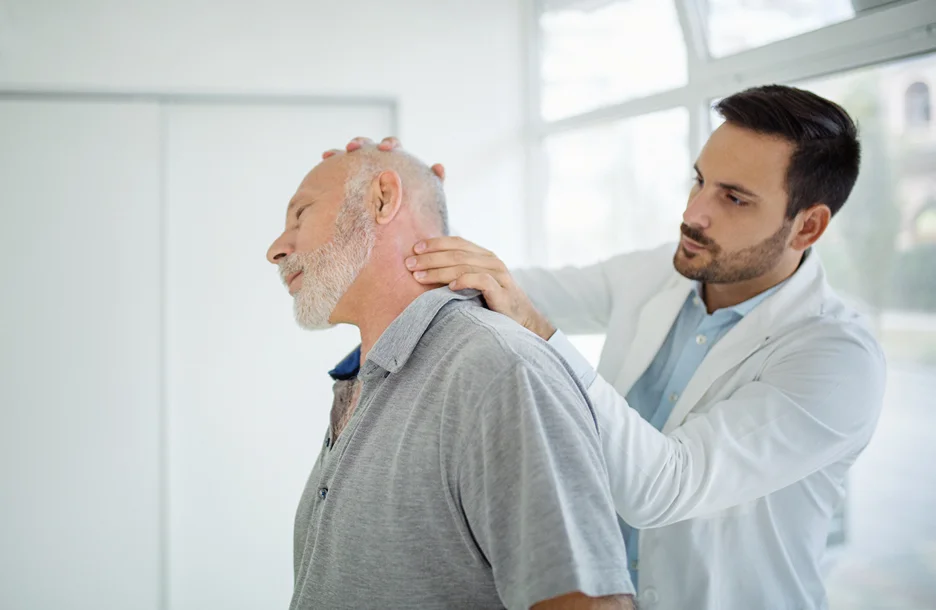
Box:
[327,287,481,381]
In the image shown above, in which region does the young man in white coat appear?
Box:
[325,85,886,609]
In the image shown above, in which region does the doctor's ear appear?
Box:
[790,204,831,251]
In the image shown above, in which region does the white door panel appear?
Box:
[0,99,162,610]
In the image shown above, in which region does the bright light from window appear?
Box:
[703,0,855,58]
[543,107,690,268]
[540,0,687,121]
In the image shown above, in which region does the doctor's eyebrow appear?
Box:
[693,164,763,202]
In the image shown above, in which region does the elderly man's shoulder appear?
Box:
[427,301,580,387]
[412,300,599,447]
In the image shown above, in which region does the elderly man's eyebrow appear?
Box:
[287,197,316,214]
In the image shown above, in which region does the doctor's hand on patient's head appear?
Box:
[404,236,557,342]
[321,136,446,181]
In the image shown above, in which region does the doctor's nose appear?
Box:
[683,190,714,231]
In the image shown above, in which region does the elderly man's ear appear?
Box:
[374,170,404,226]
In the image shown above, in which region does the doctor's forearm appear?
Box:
[590,369,881,529]
[512,265,614,335]
[545,333,697,526]
[588,376,695,528]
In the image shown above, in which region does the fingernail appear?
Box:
[449,281,457,289]
[414,271,426,280]
[405,257,417,269]
[414,242,426,253]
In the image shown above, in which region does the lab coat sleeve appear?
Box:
[549,326,886,528]
[512,260,617,335]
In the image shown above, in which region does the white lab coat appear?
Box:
[513,244,886,610]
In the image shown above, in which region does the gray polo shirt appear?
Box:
[290,288,633,610]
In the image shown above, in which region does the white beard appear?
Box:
[279,198,376,331]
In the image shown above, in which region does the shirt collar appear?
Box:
[691,279,786,318]
[327,287,481,380]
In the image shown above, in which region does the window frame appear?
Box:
[523,0,936,263]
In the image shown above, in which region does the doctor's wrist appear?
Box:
[529,315,557,342]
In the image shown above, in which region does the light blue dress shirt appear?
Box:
[621,281,782,587]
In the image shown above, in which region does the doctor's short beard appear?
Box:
[673,220,793,284]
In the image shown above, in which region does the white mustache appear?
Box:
[279,255,304,287]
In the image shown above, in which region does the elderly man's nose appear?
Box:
[267,235,294,264]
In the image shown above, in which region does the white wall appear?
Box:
[0,1,527,608]
[0,0,529,264]
[0,100,164,610]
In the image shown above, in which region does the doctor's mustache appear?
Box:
[681,223,718,250]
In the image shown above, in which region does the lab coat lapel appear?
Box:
[661,250,827,434]
[614,277,693,395]
[661,314,770,433]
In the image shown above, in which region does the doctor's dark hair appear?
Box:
[714,85,860,219]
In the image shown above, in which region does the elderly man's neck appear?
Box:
[338,251,436,362]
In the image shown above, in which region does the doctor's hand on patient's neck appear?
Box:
[404,235,557,341]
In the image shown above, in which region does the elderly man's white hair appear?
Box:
[344,149,449,236]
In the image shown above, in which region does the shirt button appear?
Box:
[693,296,701,306]
[696,334,707,345]
[319,487,328,499]
[630,559,639,571]
[669,393,679,403]
[642,587,659,605]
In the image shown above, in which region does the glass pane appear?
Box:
[790,53,936,609]
[540,0,687,121]
[543,107,690,269]
[702,0,856,58]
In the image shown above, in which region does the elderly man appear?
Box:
[266,147,635,609]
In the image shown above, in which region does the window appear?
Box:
[543,109,689,268]
[701,0,856,58]
[539,0,686,121]
[905,81,932,128]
